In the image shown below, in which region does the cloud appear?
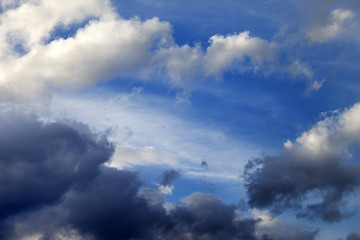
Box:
[0,111,113,237]
[109,145,177,169]
[307,8,355,43]
[0,2,172,100]
[283,60,325,93]
[48,92,260,182]
[300,0,360,44]
[62,167,170,240]
[251,209,318,240]
[0,0,322,101]
[156,169,181,195]
[203,32,277,77]
[159,169,181,186]
[243,102,360,222]
[347,232,360,240]
[0,111,319,239]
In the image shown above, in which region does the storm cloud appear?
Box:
[0,111,319,239]
[243,103,360,222]
[0,112,113,222]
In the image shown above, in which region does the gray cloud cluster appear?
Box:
[0,112,318,240]
[0,111,113,222]
[243,103,360,222]
[159,169,181,186]
[244,153,360,222]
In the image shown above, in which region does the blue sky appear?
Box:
[0,0,360,239]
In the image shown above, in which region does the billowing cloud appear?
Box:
[243,102,360,222]
[0,111,113,237]
[0,0,321,101]
[0,111,317,240]
[0,4,172,100]
[203,32,277,76]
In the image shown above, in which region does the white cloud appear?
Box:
[285,102,360,158]
[0,0,113,54]
[0,7,172,100]
[203,32,277,76]
[156,184,174,195]
[109,145,177,169]
[0,0,322,101]
[307,8,355,43]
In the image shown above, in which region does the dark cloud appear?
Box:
[0,111,319,240]
[243,150,360,222]
[0,112,113,223]
[63,167,171,240]
[257,222,318,240]
[347,232,360,240]
[159,169,181,186]
[165,193,259,240]
[62,168,259,240]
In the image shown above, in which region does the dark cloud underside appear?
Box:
[0,112,318,240]
[243,151,360,222]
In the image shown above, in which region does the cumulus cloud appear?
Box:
[0,4,172,100]
[0,0,321,101]
[243,102,360,222]
[203,32,277,76]
[0,111,319,240]
[0,111,113,238]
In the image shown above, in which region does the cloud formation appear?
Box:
[300,0,360,44]
[307,8,355,43]
[0,111,113,238]
[0,0,321,101]
[156,169,181,195]
[252,209,318,240]
[243,102,360,222]
[0,111,318,240]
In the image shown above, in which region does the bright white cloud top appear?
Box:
[0,0,323,101]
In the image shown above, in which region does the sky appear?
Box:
[0,0,359,239]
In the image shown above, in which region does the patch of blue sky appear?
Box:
[45,17,100,44]
[109,0,296,45]
[131,164,246,205]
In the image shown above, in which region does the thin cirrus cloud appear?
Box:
[0,0,321,101]
[47,91,260,181]
[243,102,360,222]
